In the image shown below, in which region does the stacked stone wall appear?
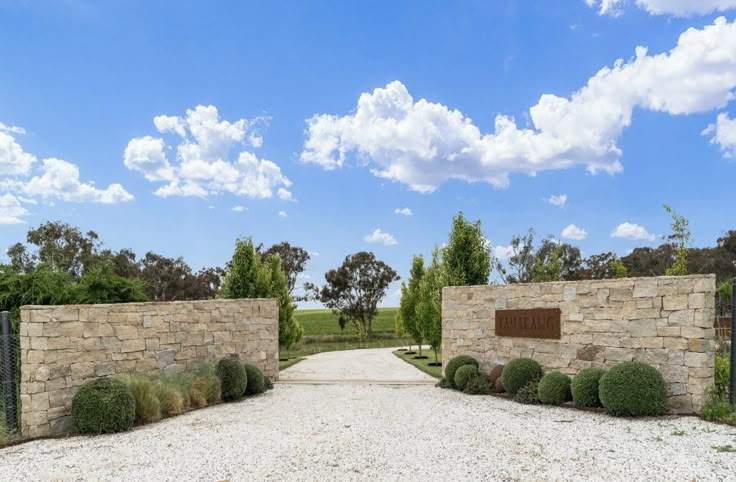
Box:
[19,299,278,437]
[442,275,716,413]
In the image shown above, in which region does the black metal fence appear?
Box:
[0,311,19,435]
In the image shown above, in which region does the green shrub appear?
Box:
[216,358,247,401]
[571,367,606,407]
[599,361,669,417]
[702,386,735,421]
[502,358,543,395]
[445,355,479,389]
[243,363,266,396]
[454,365,479,391]
[127,375,161,423]
[155,382,184,417]
[715,353,730,399]
[513,377,541,404]
[463,373,495,395]
[537,371,572,405]
[264,376,274,390]
[191,374,221,404]
[72,378,135,434]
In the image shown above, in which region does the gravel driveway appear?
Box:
[2,349,736,481]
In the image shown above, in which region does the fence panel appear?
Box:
[0,311,19,435]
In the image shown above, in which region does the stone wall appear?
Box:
[442,275,716,413]
[19,299,279,437]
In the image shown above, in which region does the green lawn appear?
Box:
[393,348,443,379]
[295,307,398,337]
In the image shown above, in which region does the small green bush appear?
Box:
[454,365,479,391]
[715,353,730,399]
[599,361,669,417]
[243,363,266,396]
[127,375,161,423]
[264,376,274,390]
[155,382,184,417]
[502,358,543,395]
[537,371,572,405]
[445,355,479,389]
[513,377,541,404]
[702,386,735,421]
[216,358,247,401]
[464,373,495,395]
[571,367,606,407]
[72,378,135,434]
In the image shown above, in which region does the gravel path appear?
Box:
[279,347,436,383]
[2,349,736,481]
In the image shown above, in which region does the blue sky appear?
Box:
[1,0,736,307]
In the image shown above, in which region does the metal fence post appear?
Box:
[731,279,736,405]
[1,310,17,431]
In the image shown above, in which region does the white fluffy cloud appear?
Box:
[364,228,398,246]
[704,113,736,158]
[0,131,36,176]
[394,207,413,216]
[494,244,516,260]
[611,222,656,241]
[561,224,588,240]
[301,18,736,192]
[124,105,293,200]
[586,0,736,16]
[278,210,288,218]
[0,124,133,222]
[547,194,568,207]
[232,205,246,212]
[0,193,29,224]
[21,158,133,203]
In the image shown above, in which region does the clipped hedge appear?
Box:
[599,362,669,417]
[243,363,266,396]
[537,371,572,405]
[445,355,479,389]
[513,378,541,405]
[454,365,479,391]
[464,373,495,395]
[571,367,606,407]
[216,358,247,401]
[264,376,274,390]
[502,358,543,395]
[72,378,136,434]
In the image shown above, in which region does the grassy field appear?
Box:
[295,307,398,337]
[393,348,443,379]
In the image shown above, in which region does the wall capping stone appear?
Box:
[442,274,716,414]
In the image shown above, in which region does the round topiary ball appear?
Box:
[537,371,572,405]
[494,376,505,393]
[502,358,544,395]
[599,361,669,417]
[454,364,479,391]
[243,363,266,396]
[489,364,504,383]
[445,355,479,389]
[571,367,606,407]
[216,357,247,401]
[72,378,135,434]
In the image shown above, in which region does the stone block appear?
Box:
[114,325,139,340]
[684,352,711,368]
[120,339,146,353]
[633,280,657,298]
[687,338,712,353]
[30,392,49,411]
[680,326,706,339]
[71,362,95,380]
[604,347,633,362]
[47,337,71,350]
[660,364,689,383]
[656,326,680,337]
[629,319,657,337]
[94,362,115,376]
[663,337,688,350]
[663,295,688,311]
[668,310,694,326]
